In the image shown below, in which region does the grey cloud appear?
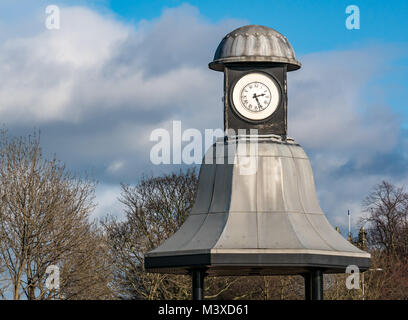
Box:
[287,48,407,229]
[0,4,236,214]
[110,4,244,76]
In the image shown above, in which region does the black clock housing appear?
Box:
[224,63,288,137]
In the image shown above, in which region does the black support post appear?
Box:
[192,269,205,300]
[303,270,324,300]
[311,269,324,300]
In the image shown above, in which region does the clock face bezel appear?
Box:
[230,72,282,122]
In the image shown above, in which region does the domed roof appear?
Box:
[209,25,301,72]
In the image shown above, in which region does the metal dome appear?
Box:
[209,25,301,72]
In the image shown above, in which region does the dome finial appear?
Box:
[209,25,301,72]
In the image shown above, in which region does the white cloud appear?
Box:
[0,4,239,125]
[289,49,400,155]
[92,184,123,220]
[0,6,129,123]
[107,160,125,174]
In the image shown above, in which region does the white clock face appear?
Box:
[241,82,271,112]
[232,73,280,121]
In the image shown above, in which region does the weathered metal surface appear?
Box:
[190,164,216,215]
[145,137,371,275]
[209,25,301,72]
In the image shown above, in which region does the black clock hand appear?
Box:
[253,94,262,109]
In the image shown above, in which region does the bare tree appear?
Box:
[0,129,112,299]
[103,170,197,299]
[357,181,408,299]
[362,181,408,257]
[227,274,304,300]
[57,225,114,300]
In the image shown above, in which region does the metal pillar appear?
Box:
[311,269,324,300]
[303,270,323,300]
[191,269,205,300]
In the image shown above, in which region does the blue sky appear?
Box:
[0,0,407,234]
[108,0,408,50]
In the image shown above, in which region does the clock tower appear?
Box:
[209,25,301,137]
[145,24,370,301]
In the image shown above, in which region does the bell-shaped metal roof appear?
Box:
[209,25,301,72]
[145,136,370,276]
